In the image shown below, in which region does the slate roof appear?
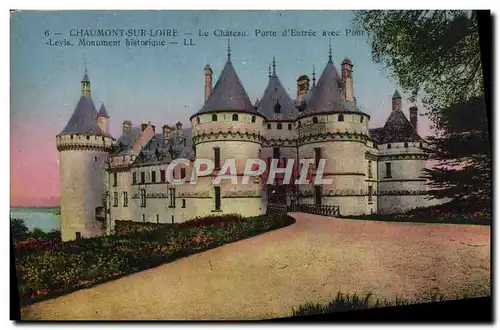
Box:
[301,59,350,116]
[195,58,256,116]
[393,90,401,99]
[112,127,142,156]
[82,72,89,81]
[60,95,106,135]
[257,70,299,121]
[97,104,109,118]
[369,110,421,144]
[133,128,195,166]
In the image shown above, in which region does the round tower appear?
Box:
[297,49,371,216]
[56,71,114,241]
[190,45,266,217]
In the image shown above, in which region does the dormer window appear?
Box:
[274,100,281,114]
[212,114,217,122]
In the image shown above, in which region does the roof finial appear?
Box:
[272,57,276,77]
[84,57,87,74]
[268,63,271,79]
[328,38,332,63]
[227,38,231,62]
[312,65,316,88]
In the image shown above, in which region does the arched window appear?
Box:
[251,116,256,123]
[212,114,217,122]
[196,117,200,124]
[288,123,292,130]
[338,114,344,122]
[277,123,282,130]
[387,143,392,149]
[232,113,238,121]
[312,116,318,124]
[404,142,408,148]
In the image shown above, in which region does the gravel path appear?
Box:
[21,213,491,320]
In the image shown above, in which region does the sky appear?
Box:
[10,10,433,207]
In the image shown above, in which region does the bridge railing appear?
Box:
[296,204,340,217]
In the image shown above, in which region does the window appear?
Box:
[142,214,145,222]
[140,189,146,207]
[113,192,118,207]
[404,142,409,148]
[314,148,322,168]
[160,169,166,182]
[314,186,322,206]
[277,123,282,130]
[360,116,364,123]
[169,188,176,208]
[214,186,221,210]
[123,192,128,207]
[113,173,117,186]
[132,172,137,184]
[338,114,344,122]
[251,116,256,123]
[288,123,292,130]
[71,135,74,140]
[368,186,373,203]
[94,156,98,162]
[156,214,159,223]
[274,101,281,113]
[385,163,392,178]
[419,142,423,148]
[312,116,318,124]
[171,215,175,224]
[368,161,373,178]
[214,147,221,169]
[267,123,271,129]
[86,135,90,140]
[182,199,186,208]
[151,170,156,183]
[273,147,280,159]
[196,117,200,124]
[181,168,186,179]
[75,232,81,240]
[140,172,145,183]
[212,114,218,122]
[232,113,238,121]
[387,143,391,149]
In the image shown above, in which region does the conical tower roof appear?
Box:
[195,58,256,116]
[257,60,299,121]
[301,59,348,116]
[378,110,421,143]
[97,103,109,118]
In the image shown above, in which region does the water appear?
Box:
[10,207,60,232]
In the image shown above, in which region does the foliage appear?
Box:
[10,218,30,242]
[292,291,451,316]
[353,10,490,205]
[13,214,295,305]
[340,201,490,225]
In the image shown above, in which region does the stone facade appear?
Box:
[57,50,439,241]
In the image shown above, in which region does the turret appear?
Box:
[410,106,418,133]
[81,70,91,97]
[392,90,402,112]
[204,64,213,102]
[341,57,354,102]
[97,103,109,134]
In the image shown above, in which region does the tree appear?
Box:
[353,10,490,206]
[10,218,29,242]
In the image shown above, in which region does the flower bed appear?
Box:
[13,214,295,306]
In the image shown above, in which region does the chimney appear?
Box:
[296,75,310,103]
[175,121,183,136]
[141,123,148,132]
[409,106,418,132]
[122,120,132,133]
[341,57,354,102]
[162,125,172,138]
[204,64,213,102]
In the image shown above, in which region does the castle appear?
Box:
[56,45,430,242]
